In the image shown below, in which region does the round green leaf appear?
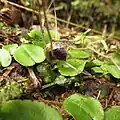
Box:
[63,94,104,120]
[0,49,12,67]
[68,48,90,59]
[13,44,45,66]
[0,100,63,120]
[105,106,120,120]
[57,59,86,76]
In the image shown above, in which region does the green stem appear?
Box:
[42,82,56,90]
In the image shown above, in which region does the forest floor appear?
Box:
[0,1,120,119]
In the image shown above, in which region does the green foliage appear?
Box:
[37,62,76,88]
[105,106,120,120]
[57,59,86,76]
[0,44,46,67]
[68,48,91,59]
[0,49,12,67]
[103,64,120,79]
[0,100,63,120]
[63,94,120,120]
[0,22,4,28]
[21,0,32,6]
[2,44,18,55]
[41,75,75,89]
[92,59,104,66]
[112,53,120,66]
[27,29,43,41]
[0,27,120,119]
[13,44,45,66]
[27,29,60,48]
[0,82,23,104]
[54,75,70,85]
[37,63,56,83]
[92,59,120,79]
[0,28,119,79]
[43,30,60,43]
[63,93,104,120]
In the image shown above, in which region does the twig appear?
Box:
[97,90,101,99]
[41,0,54,56]
[87,47,110,59]
[105,98,108,109]
[41,0,52,41]
[66,9,73,28]
[27,67,41,88]
[0,63,16,81]
[36,0,46,45]
[53,0,58,40]
[108,88,114,104]
[46,0,54,13]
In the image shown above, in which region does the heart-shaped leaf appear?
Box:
[57,59,86,76]
[0,49,12,67]
[63,94,104,120]
[13,44,45,66]
[105,106,120,120]
[0,100,63,120]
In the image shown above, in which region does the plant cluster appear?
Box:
[0,94,120,120]
[0,81,23,104]
[0,25,120,119]
[0,0,120,119]
[0,28,119,79]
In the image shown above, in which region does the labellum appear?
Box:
[45,40,73,61]
[52,47,67,60]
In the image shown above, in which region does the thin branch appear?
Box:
[41,0,52,40]
[41,0,53,52]
[36,0,46,45]
[27,67,41,88]
[46,0,54,13]
[53,0,58,40]
[87,47,110,59]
